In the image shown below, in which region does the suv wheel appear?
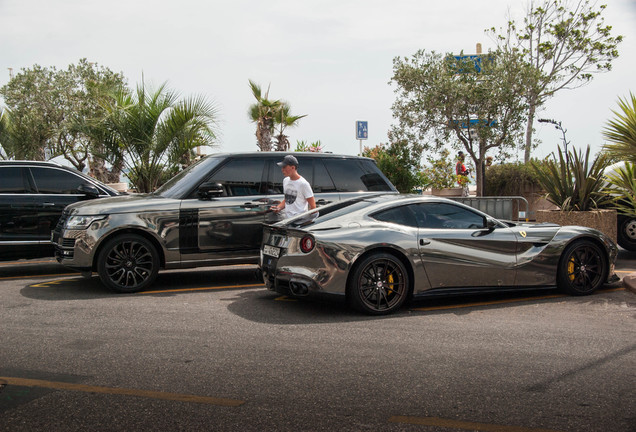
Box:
[97,234,159,293]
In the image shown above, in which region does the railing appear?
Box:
[449,196,529,221]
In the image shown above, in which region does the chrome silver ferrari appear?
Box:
[259,194,618,315]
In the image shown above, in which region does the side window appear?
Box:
[358,160,394,191]
[312,159,337,193]
[324,159,393,192]
[0,167,28,193]
[371,205,418,228]
[414,203,485,229]
[208,158,265,196]
[265,159,284,194]
[30,167,87,194]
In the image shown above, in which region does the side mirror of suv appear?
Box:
[198,182,224,199]
[78,183,100,199]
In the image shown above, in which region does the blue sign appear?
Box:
[448,54,493,73]
[356,121,368,140]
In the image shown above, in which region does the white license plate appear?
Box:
[263,244,280,258]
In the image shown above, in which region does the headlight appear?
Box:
[65,215,107,229]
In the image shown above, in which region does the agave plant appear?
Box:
[532,145,612,211]
[605,161,636,218]
[603,93,636,164]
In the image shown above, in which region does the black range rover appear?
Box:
[0,160,120,261]
[52,152,397,292]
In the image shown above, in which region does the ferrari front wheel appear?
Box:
[557,240,607,296]
[348,252,410,315]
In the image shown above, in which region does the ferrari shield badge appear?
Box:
[520,231,527,238]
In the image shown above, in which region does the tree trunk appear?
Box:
[524,100,537,163]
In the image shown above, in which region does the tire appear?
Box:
[557,240,607,296]
[347,252,410,315]
[97,234,160,293]
[617,215,636,252]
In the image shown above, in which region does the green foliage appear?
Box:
[532,145,612,211]
[421,149,458,190]
[0,59,126,178]
[390,48,532,195]
[603,92,636,164]
[363,140,425,193]
[101,81,219,193]
[488,0,623,162]
[248,80,305,151]
[294,140,323,152]
[604,162,636,218]
[484,162,543,196]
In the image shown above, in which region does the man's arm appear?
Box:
[307,196,316,210]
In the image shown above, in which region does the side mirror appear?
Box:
[78,183,100,199]
[486,218,497,231]
[198,182,224,199]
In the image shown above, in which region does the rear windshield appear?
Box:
[285,197,377,228]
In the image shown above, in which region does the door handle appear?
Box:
[316,199,332,206]
[419,239,431,246]
[42,202,56,207]
[242,202,260,209]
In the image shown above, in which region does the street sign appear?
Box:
[356,121,368,140]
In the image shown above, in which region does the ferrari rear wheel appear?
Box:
[348,252,410,315]
[557,240,607,296]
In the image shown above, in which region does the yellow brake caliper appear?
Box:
[568,257,576,281]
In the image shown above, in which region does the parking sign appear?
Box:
[356,121,368,140]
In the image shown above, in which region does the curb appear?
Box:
[623,273,636,295]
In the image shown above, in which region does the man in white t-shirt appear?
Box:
[270,155,316,218]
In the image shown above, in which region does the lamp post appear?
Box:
[538,118,570,164]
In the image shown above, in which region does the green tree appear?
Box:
[0,64,60,160]
[390,49,533,196]
[603,92,636,164]
[248,80,280,151]
[101,81,219,193]
[0,59,126,179]
[363,140,425,193]
[489,0,623,162]
[273,103,306,151]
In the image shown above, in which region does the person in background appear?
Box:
[270,155,316,218]
[456,151,470,197]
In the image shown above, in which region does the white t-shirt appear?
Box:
[283,176,314,218]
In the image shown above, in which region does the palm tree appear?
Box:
[603,93,636,164]
[273,103,306,151]
[102,81,218,192]
[248,80,281,151]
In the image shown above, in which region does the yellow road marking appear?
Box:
[411,288,625,312]
[0,376,244,407]
[0,273,78,281]
[616,270,635,274]
[275,295,297,302]
[389,415,562,432]
[140,283,264,294]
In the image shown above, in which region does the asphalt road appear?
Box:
[1,250,635,432]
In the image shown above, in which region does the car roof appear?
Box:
[207,152,376,162]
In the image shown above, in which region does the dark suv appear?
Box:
[52,152,397,292]
[0,161,120,261]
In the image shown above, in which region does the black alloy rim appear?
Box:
[104,240,154,288]
[566,245,603,292]
[358,258,406,311]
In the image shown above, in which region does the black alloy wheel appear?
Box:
[348,252,410,315]
[97,234,160,293]
[557,240,607,296]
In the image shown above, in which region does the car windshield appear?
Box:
[285,197,380,228]
[153,156,224,199]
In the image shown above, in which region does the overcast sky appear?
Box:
[1,0,635,162]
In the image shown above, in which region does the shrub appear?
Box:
[484,161,543,196]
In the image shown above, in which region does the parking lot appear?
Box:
[1,250,635,432]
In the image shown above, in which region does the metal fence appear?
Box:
[449,196,529,221]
